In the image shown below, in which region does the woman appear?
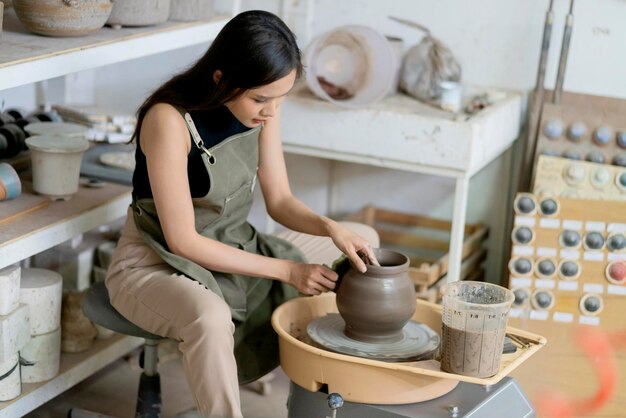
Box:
[105,10,378,418]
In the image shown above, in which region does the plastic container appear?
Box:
[25,135,90,200]
[304,25,396,108]
[440,281,514,378]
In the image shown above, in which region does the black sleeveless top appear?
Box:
[132,106,249,199]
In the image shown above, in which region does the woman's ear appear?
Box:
[213,70,222,84]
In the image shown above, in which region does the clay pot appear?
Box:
[169,0,212,22]
[107,0,170,28]
[13,0,113,37]
[25,135,90,200]
[61,290,98,352]
[336,248,416,343]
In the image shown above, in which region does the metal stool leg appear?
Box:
[136,339,161,418]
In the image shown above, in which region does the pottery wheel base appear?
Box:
[307,314,440,362]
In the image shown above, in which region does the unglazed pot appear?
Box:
[107,0,170,28]
[336,248,416,343]
[169,0,212,22]
[13,0,113,37]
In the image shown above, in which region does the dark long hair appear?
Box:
[133,10,303,141]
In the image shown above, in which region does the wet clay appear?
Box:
[440,324,504,378]
[336,248,415,343]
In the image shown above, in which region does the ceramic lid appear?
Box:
[25,122,88,138]
[26,135,90,153]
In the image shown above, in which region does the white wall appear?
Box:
[3,0,625,281]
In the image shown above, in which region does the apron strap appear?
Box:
[183,112,216,165]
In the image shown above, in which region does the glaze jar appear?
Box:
[336,248,416,343]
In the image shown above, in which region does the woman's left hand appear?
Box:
[328,223,379,273]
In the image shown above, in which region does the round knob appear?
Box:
[593,127,613,146]
[591,168,611,188]
[537,259,556,277]
[605,261,626,284]
[617,172,626,191]
[586,151,606,164]
[544,120,564,139]
[585,231,605,250]
[580,294,603,315]
[617,131,626,149]
[539,198,559,216]
[515,195,536,214]
[512,257,533,275]
[533,290,554,310]
[563,165,586,184]
[513,288,530,306]
[560,230,581,247]
[613,154,626,167]
[567,122,587,142]
[560,261,580,279]
[562,150,582,160]
[607,233,626,252]
[541,149,561,157]
[513,227,534,244]
[328,393,344,410]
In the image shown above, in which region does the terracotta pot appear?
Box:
[13,0,113,37]
[336,248,416,343]
[107,0,170,28]
[169,0,212,22]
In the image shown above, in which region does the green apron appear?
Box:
[130,109,303,384]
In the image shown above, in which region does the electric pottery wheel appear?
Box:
[307,249,440,362]
[272,292,547,406]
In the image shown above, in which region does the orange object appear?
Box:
[534,326,617,418]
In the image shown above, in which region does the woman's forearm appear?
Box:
[268,195,338,237]
[173,233,294,282]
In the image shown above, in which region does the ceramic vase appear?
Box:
[106,0,170,28]
[13,0,113,37]
[169,0,212,22]
[336,248,416,343]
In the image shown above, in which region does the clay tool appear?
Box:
[554,0,575,105]
[519,0,555,191]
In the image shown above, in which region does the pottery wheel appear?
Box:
[307,313,440,362]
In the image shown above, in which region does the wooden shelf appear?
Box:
[0,180,132,270]
[0,334,143,418]
[0,8,229,90]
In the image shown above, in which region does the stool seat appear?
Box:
[84,281,163,341]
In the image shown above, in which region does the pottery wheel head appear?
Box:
[307,313,440,362]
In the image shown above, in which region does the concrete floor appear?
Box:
[25,340,291,418]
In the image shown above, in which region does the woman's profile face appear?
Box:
[225,69,297,128]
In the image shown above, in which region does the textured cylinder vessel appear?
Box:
[20,327,61,383]
[19,268,63,336]
[0,354,21,401]
[0,266,20,316]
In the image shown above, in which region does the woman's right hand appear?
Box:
[287,262,338,295]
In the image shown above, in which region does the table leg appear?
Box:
[447,175,470,282]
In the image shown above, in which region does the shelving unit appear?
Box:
[281,87,524,282]
[0,334,142,418]
[0,10,230,415]
[0,9,229,90]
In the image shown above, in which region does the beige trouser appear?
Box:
[105,211,378,418]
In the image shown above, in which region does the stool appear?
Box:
[69,280,165,418]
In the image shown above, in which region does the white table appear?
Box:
[281,87,523,282]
